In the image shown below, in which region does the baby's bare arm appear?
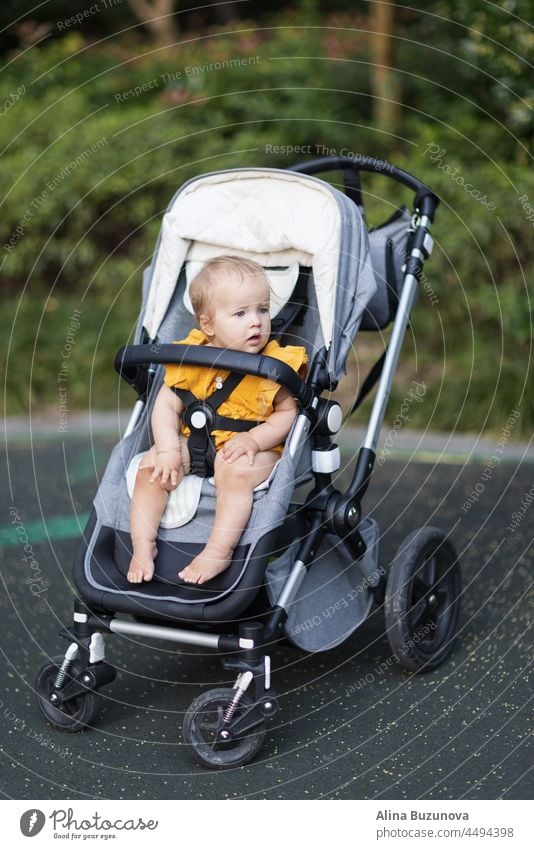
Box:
[247,387,298,452]
[220,388,297,464]
[150,385,184,485]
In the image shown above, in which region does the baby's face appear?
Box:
[201,271,271,353]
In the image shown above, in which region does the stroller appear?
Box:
[35,156,462,768]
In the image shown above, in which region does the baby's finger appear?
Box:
[246,449,255,465]
[229,450,242,463]
[149,467,161,483]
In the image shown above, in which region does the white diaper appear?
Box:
[126,455,280,529]
[126,453,203,529]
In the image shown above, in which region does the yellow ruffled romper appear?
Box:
[164,329,308,454]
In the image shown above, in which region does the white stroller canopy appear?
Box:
[144,168,377,382]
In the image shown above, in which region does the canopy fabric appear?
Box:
[143,168,377,382]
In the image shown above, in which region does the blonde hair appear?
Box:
[188,255,269,318]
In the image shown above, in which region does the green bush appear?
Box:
[0,28,372,294]
[1,17,531,435]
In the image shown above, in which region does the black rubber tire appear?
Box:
[183,687,266,769]
[35,655,97,732]
[384,527,461,672]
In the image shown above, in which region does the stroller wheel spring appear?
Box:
[53,643,79,689]
[224,670,254,723]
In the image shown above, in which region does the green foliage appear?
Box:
[432,0,534,144]
[0,12,531,434]
[2,291,140,415]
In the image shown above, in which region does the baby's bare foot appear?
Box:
[127,541,158,583]
[179,546,233,585]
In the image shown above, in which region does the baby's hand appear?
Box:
[221,433,259,465]
[150,449,181,487]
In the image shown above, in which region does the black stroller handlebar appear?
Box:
[115,344,314,408]
[288,155,439,214]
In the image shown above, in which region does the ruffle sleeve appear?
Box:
[262,340,308,376]
[244,341,308,415]
[163,328,210,388]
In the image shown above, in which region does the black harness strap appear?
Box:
[170,372,261,476]
[203,371,244,409]
[349,349,387,416]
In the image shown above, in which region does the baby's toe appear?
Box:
[179,567,198,584]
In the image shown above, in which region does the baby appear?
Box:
[127,255,307,586]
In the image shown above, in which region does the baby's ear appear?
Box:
[198,313,214,337]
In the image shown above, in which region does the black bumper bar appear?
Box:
[115,343,314,409]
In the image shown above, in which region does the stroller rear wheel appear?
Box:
[384,527,461,672]
[183,687,266,769]
[35,655,97,732]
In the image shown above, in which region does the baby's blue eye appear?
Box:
[234,310,245,317]
[260,307,269,314]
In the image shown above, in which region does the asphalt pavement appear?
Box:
[0,420,532,800]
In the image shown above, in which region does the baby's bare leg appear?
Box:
[179,450,278,585]
[128,447,185,583]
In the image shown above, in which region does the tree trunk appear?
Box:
[370,1,400,133]
[127,0,178,46]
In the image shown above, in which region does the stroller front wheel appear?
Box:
[183,687,266,769]
[35,655,97,732]
[384,527,461,672]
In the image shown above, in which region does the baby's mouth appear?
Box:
[247,334,261,345]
